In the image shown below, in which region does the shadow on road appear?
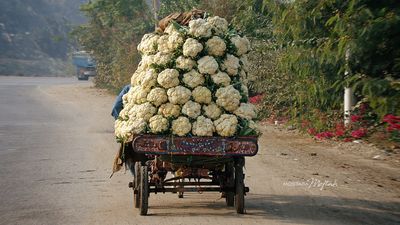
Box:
[147,194,400,225]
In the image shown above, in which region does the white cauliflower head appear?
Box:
[203,103,222,120]
[198,56,219,75]
[114,117,147,140]
[192,86,212,104]
[248,120,260,135]
[189,18,212,38]
[183,38,203,58]
[147,87,168,107]
[129,86,149,104]
[158,103,181,118]
[153,52,173,66]
[211,71,231,87]
[149,115,169,133]
[207,16,228,35]
[167,86,191,105]
[182,69,204,88]
[192,116,215,136]
[138,68,158,91]
[175,56,196,71]
[133,102,157,122]
[231,35,251,56]
[215,85,241,112]
[234,103,257,120]
[137,33,159,55]
[157,35,173,53]
[240,55,249,72]
[206,36,226,56]
[221,54,240,76]
[181,100,201,119]
[168,32,184,50]
[171,116,192,136]
[157,68,180,88]
[214,114,238,136]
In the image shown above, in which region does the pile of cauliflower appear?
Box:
[115,15,259,142]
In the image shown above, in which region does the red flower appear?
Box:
[383,114,400,124]
[351,115,362,122]
[307,128,317,135]
[335,123,346,137]
[315,131,334,139]
[249,94,263,104]
[351,128,367,139]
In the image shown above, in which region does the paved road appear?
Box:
[0,76,399,225]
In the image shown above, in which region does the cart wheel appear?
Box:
[139,164,149,216]
[235,164,245,214]
[225,163,234,207]
[133,162,140,208]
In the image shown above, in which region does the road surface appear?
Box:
[0,76,399,225]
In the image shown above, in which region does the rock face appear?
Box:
[0,0,86,75]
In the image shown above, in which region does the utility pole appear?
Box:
[152,0,159,29]
[344,49,354,126]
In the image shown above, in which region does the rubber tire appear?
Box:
[139,165,149,216]
[225,163,235,207]
[235,164,245,214]
[133,162,140,208]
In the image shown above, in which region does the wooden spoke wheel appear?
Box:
[139,164,149,215]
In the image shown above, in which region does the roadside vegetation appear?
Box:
[73,0,400,146]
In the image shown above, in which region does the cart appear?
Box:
[127,135,258,215]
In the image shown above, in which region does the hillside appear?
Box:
[0,0,87,76]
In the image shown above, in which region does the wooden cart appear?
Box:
[128,135,258,215]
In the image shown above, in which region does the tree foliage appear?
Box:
[73,0,153,90]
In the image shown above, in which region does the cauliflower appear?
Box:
[214,114,238,136]
[206,36,226,56]
[198,56,219,75]
[231,35,251,56]
[138,69,157,91]
[164,23,177,34]
[171,116,192,136]
[137,33,159,55]
[240,55,249,72]
[234,103,257,119]
[183,38,203,58]
[157,35,172,53]
[149,115,169,133]
[122,90,131,105]
[136,54,155,72]
[248,120,260,134]
[158,103,181,118]
[239,70,249,86]
[132,102,157,122]
[192,86,212,104]
[157,69,180,88]
[168,32,184,50]
[221,54,240,76]
[189,18,212,38]
[182,70,204,88]
[129,117,147,135]
[181,100,201,119]
[192,116,215,136]
[215,85,241,112]
[167,86,191,105]
[147,87,168,107]
[211,71,231,87]
[207,16,228,36]
[175,56,196,71]
[129,86,149,104]
[241,84,249,98]
[203,103,222,120]
[153,52,173,66]
[115,117,147,140]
